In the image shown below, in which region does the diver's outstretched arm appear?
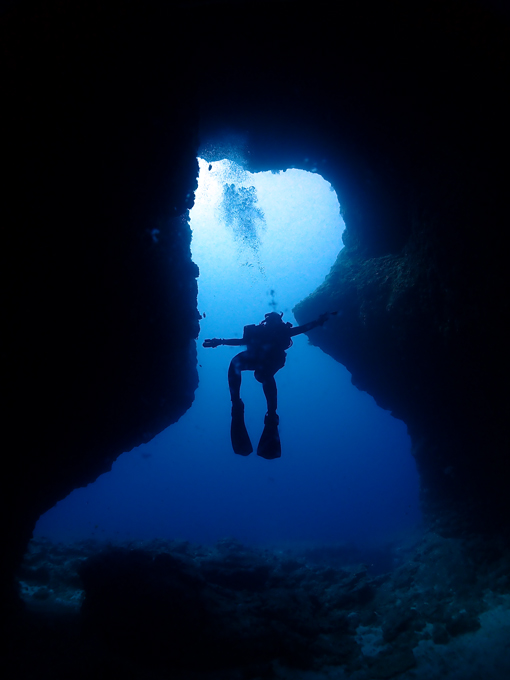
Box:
[289,312,335,337]
[203,338,246,348]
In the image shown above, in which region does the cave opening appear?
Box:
[33,155,422,556]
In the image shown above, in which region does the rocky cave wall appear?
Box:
[2,0,203,598]
[200,0,509,531]
[3,0,508,603]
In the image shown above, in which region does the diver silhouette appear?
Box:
[203,311,331,459]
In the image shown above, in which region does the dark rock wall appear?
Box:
[288,5,510,530]
[3,0,508,602]
[2,2,201,597]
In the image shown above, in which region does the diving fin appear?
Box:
[257,412,281,460]
[231,399,253,455]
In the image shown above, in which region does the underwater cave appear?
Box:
[33,156,422,551]
[4,1,509,678]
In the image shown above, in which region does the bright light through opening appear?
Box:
[191,158,344,337]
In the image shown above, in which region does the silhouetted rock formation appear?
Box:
[3,0,203,604]
[3,0,508,611]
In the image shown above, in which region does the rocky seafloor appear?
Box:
[9,531,510,679]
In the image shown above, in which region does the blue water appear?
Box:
[35,160,422,551]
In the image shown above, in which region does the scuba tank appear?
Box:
[243,314,293,352]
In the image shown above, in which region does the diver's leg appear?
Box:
[255,368,277,414]
[228,354,243,402]
[262,375,278,415]
[229,352,254,402]
[255,354,285,416]
[256,372,281,459]
[228,353,253,455]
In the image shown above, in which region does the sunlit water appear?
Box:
[35,159,421,550]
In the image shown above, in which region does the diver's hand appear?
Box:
[203,338,221,348]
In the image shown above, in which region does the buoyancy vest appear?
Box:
[242,322,293,353]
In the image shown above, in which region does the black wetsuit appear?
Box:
[204,313,328,415]
[238,321,292,378]
[228,322,291,413]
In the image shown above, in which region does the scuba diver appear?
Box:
[203,311,332,459]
